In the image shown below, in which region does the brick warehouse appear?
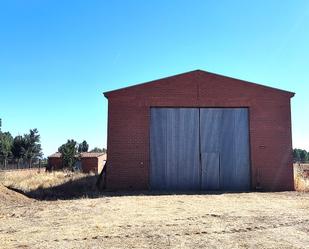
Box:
[104,70,295,191]
[48,152,106,174]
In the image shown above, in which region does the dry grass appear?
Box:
[0,170,98,200]
[0,170,93,192]
[294,164,309,192]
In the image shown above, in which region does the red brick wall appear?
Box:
[81,157,99,173]
[48,157,63,170]
[105,71,294,191]
[48,157,100,174]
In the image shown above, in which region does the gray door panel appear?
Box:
[233,108,250,190]
[150,108,200,190]
[200,109,223,152]
[220,109,236,190]
[201,152,220,190]
[200,108,250,191]
[150,108,167,190]
[200,109,222,190]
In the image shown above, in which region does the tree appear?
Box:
[0,131,13,168]
[299,149,308,163]
[293,149,301,163]
[293,148,309,163]
[11,135,27,168]
[90,147,107,153]
[58,139,78,170]
[90,147,104,153]
[78,140,89,153]
[24,129,43,167]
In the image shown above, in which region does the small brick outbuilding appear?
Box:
[48,152,106,174]
[104,70,295,191]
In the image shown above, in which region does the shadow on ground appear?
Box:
[8,174,101,201]
[4,173,264,201]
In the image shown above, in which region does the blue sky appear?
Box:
[0,0,308,156]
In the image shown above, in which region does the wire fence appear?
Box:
[0,157,47,171]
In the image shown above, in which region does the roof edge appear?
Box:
[103,69,295,98]
[48,152,106,158]
[103,70,201,98]
[200,70,295,98]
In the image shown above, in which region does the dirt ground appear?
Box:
[1,169,309,248]
[1,189,309,249]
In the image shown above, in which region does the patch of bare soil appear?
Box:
[0,184,31,206]
[1,192,309,249]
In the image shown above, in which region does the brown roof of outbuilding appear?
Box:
[80,152,106,158]
[48,152,106,159]
[103,69,295,98]
[48,152,62,158]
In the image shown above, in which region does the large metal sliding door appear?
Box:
[200,108,250,191]
[150,108,200,190]
[150,107,250,191]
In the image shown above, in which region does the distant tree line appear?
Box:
[293,148,309,163]
[0,127,42,168]
[56,139,106,170]
[89,147,107,153]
